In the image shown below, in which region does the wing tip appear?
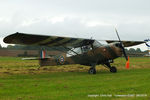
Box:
[3,32,20,44]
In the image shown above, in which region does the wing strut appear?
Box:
[63,47,79,55]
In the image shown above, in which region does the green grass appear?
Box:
[0,57,150,100]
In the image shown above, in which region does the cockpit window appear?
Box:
[66,40,103,57]
[93,40,103,47]
[66,45,92,57]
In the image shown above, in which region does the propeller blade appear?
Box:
[115,28,121,42]
[115,28,128,61]
[122,46,128,61]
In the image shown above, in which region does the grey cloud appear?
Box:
[0,0,150,41]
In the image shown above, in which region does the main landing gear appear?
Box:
[88,64,96,74]
[104,62,117,73]
[88,62,117,74]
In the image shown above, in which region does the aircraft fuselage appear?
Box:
[39,43,122,66]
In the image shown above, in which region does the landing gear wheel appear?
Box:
[110,66,117,73]
[88,68,96,74]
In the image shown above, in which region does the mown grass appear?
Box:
[0,57,150,100]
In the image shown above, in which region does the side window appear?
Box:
[81,45,92,53]
[66,45,92,57]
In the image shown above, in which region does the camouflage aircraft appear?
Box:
[3,30,145,74]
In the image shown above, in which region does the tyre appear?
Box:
[110,66,117,73]
[88,68,96,74]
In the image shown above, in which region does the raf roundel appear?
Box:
[58,56,65,64]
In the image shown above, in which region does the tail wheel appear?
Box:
[110,66,117,73]
[88,68,96,74]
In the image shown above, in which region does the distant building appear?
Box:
[0,49,64,57]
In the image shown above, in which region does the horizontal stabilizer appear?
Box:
[22,57,39,60]
[22,57,51,60]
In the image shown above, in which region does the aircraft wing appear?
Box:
[106,40,145,47]
[4,32,94,48]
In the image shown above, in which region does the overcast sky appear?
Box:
[0,0,150,50]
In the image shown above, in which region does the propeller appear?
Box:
[115,28,128,61]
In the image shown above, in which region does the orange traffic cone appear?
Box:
[126,56,130,69]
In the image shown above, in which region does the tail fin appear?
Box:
[40,50,46,59]
[40,50,49,59]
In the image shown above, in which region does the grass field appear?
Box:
[0,57,150,100]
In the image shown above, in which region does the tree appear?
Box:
[136,48,142,53]
[125,49,129,53]
[128,48,136,53]
[7,45,14,49]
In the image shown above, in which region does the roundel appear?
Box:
[145,39,150,47]
[57,55,65,64]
